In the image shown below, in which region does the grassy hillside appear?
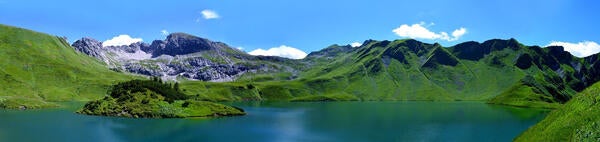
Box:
[181,39,522,101]
[180,80,313,101]
[2,24,597,110]
[0,24,135,109]
[485,46,581,108]
[179,38,599,109]
[488,82,562,109]
[296,39,582,103]
[515,82,600,141]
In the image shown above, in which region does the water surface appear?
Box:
[0,101,548,142]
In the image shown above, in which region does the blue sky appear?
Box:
[1,0,599,58]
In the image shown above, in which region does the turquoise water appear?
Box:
[0,102,548,142]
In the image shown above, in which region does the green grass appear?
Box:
[515,82,600,141]
[0,24,592,111]
[235,72,294,82]
[180,80,313,101]
[290,94,359,102]
[0,24,136,109]
[78,79,245,118]
[289,39,527,101]
[487,82,562,109]
[78,90,245,118]
[177,38,589,108]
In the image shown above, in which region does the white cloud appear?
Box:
[248,45,307,59]
[161,30,169,36]
[452,28,467,38]
[547,41,600,57]
[236,47,244,50]
[103,35,143,47]
[201,10,220,19]
[350,42,362,47]
[392,22,467,41]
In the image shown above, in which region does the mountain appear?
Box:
[174,38,600,108]
[4,23,600,109]
[0,24,134,109]
[515,81,600,141]
[292,38,600,107]
[71,33,306,81]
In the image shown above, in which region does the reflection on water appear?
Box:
[0,101,548,142]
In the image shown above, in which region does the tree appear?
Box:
[174,82,180,91]
[108,79,188,102]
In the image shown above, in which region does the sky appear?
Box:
[1,0,599,59]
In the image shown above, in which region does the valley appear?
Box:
[1,23,599,141]
[1,0,598,141]
[69,30,600,110]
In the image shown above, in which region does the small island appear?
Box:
[77,78,246,118]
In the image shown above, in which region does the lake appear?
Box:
[0,101,548,142]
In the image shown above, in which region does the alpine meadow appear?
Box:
[1,0,599,141]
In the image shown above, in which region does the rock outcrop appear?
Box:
[150,33,229,57]
[72,33,305,81]
[71,37,105,60]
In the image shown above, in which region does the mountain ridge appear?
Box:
[71,34,306,81]
[293,38,600,107]
[69,31,600,108]
[4,23,600,109]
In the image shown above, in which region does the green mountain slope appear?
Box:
[515,82,600,141]
[181,38,600,108]
[295,39,522,101]
[0,24,134,109]
[485,45,584,108]
[2,24,598,110]
[295,39,595,106]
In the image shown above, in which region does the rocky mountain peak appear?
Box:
[109,42,149,53]
[72,37,102,47]
[149,33,230,57]
[70,33,300,82]
[166,32,196,40]
[71,37,103,59]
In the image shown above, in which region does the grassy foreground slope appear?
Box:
[515,82,600,141]
[0,24,134,109]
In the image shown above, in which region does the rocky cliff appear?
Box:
[72,33,304,81]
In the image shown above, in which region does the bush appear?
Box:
[108,78,188,101]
